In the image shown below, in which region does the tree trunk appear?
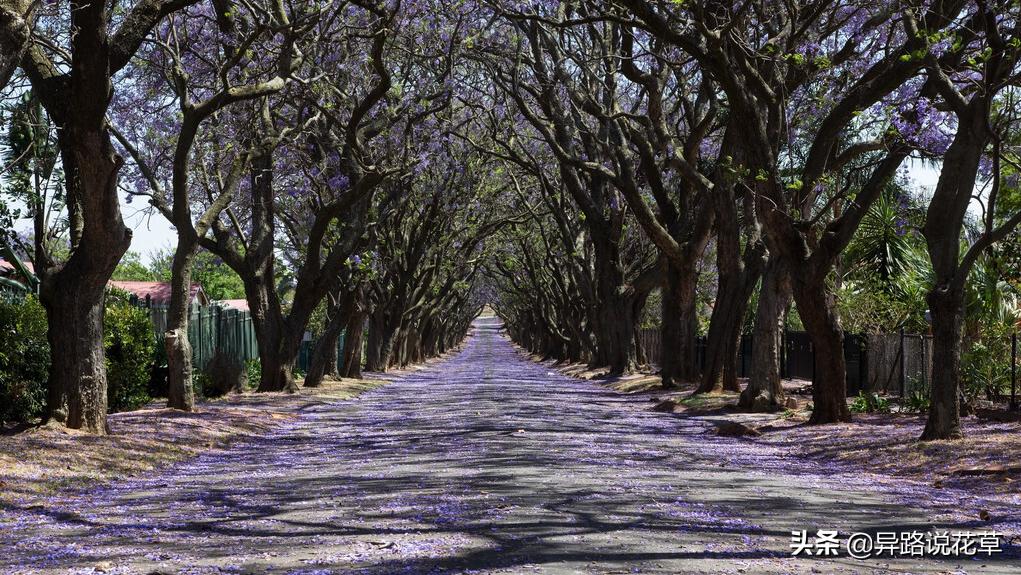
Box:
[366,307,401,373]
[700,258,765,396]
[698,278,744,394]
[921,287,965,440]
[919,101,993,440]
[42,285,111,433]
[740,255,791,411]
[340,310,366,378]
[165,235,198,410]
[699,134,745,394]
[365,310,386,372]
[304,291,351,388]
[597,300,636,375]
[660,260,700,387]
[587,226,637,375]
[258,351,295,392]
[243,275,296,393]
[380,325,399,370]
[250,307,287,393]
[39,69,133,433]
[793,273,850,424]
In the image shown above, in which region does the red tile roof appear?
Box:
[108,281,206,305]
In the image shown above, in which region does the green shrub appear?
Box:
[0,292,158,421]
[0,296,49,425]
[961,338,1012,401]
[850,391,891,413]
[201,351,246,397]
[903,388,930,413]
[245,359,261,390]
[104,301,156,412]
[192,370,211,400]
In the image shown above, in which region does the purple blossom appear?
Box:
[327,174,350,191]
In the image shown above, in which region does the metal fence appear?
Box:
[130,296,259,370]
[296,333,347,374]
[130,295,353,375]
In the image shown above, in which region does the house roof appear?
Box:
[0,259,35,275]
[108,281,206,305]
[217,299,250,311]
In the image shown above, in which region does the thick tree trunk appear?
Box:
[597,301,636,375]
[740,255,791,411]
[407,325,424,364]
[699,263,764,395]
[660,260,700,387]
[365,310,395,372]
[698,278,743,394]
[793,273,850,424]
[379,326,398,370]
[39,62,133,432]
[921,287,965,440]
[243,275,296,393]
[592,240,636,374]
[42,285,111,433]
[250,310,290,393]
[165,236,198,410]
[365,311,383,371]
[919,102,993,440]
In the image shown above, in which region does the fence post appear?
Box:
[899,327,906,397]
[197,305,204,369]
[859,334,867,393]
[215,305,222,358]
[810,336,816,384]
[1011,332,1017,412]
[780,329,787,379]
[920,333,927,390]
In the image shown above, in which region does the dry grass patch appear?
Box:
[0,376,388,509]
[760,414,1021,494]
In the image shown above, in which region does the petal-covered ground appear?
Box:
[1,318,1019,574]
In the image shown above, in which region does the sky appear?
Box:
[121,202,176,264]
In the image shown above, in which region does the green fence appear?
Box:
[296,333,347,375]
[130,297,259,370]
[130,296,352,376]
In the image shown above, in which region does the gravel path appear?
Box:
[2,318,1019,574]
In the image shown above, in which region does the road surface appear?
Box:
[2,318,1018,574]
